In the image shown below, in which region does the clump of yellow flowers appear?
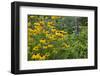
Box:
[28,15,70,60]
[31,53,47,60]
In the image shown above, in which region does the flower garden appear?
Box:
[28,15,88,61]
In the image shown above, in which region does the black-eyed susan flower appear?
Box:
[48,35,56,40]
[60,30,67,35]
[55,31,62,36]
[31,53,47,60]
[39,55,46,60]
[31,54,36,59]
[40,38,46,44]
[31,53,41,60]
[55,31,65,38]
[28,28,34,33]
[32,45,40,51]
[32,29,40,35]
[45,32,50,37]
[34,25,43,31]
[35,53,41,59]
[51,28,57,33]
[47,21,55,28]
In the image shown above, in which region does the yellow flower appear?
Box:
[32,29,40,35]
[55,31,61,36]
[48,44,53,48]
[32,24,44,35]
[31,53,41,60]
[60,34,64,37]
[59,30,67,35]
[45,32,50,37]
[34,21,44,31]
[35,53,41,59]
[47,22,55,28]
[59,31,65,34]
[31,54,36,59]
[32,45,40,51]
[51,16,59,19]
[39,55,46,60]
[31,54,47,60]
[47,22,53,25]
[40,38,46,44]
[51,28,57,33]
[39,21,45,25]
[28,28,34,33]
[48,25,54,28]
[48,35,56,40]
[55,31,64,37]
[34,25,43,31]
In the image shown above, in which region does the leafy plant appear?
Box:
[28,15,88,61]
